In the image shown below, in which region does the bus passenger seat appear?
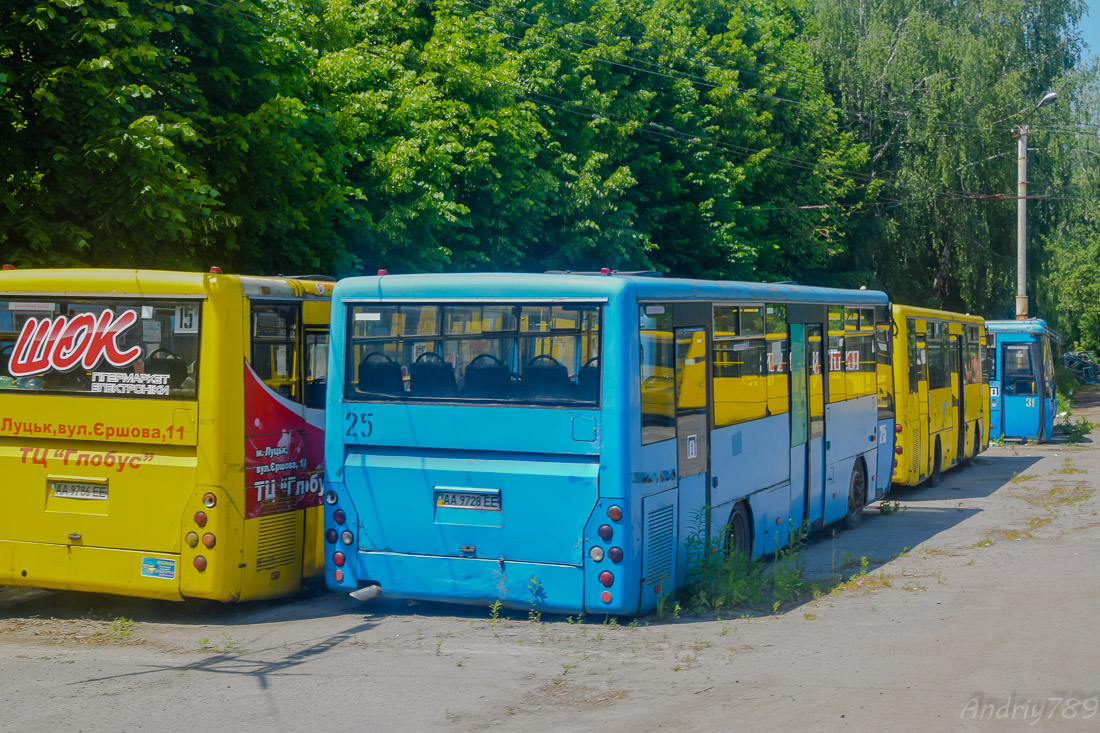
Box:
[409,360,457,397]
[522,362,576,400]
[578,364,599,402]
[462,361,511,398]
[146,358,188,388]
[359,357,404,395]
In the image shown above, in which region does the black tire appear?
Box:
[959,425,972,467]
[726,504,751,559]
[928,440,942,487]
[843,462,865,530]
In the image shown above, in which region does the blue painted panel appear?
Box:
[350,551,585,613]
[807,437,825,526]
[676,473,708,586]
[345,450,598,565]
[748,483,792,556]
[638,488,677,613]
[710,414,790,507]
[875,419,894,499]
[789,443,806,529]
[341,402,601,456]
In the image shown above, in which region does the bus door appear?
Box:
[951,333,964,466]
[915,325,930,477]
[1040,336,1057,442]
[786,312,826,531]
[673,324,709,586]
[244,301,310,597]
[1002,342,1041,440]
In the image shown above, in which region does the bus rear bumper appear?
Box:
[344,551,587,614]
[0,540,185,601]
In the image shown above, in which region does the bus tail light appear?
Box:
[597,525,613,541]
[185,532,199,548]
[895,424,903,433]
[193,556,207,572]
[894,446,903,454]
[589,547,604,562]
[334,570,344,582]
[326,529,338,544]
[601,591,612,603]
[598,571,614,587]
[333,509,346,525]
[325,490,338,505]
[341,530,354,545]
[607,505,622,521]
[608,547,623,563]
[202,533,216,549]
[194,511,207,527]
[333,552,346,567]
[202,493,217,508]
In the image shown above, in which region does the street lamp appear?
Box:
[1014,91,1057,320]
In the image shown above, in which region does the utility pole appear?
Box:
[1013,92,1057,320]
[1016,124,1028,319]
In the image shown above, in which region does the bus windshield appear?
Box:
[345,301,601,405]
[0,297,200,399]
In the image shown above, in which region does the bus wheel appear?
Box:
[928,440,942,487]
[726,503,751,560]
[960,427,973,467]
[843,462,865,530]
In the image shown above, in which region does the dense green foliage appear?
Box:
[1,0,1097,343]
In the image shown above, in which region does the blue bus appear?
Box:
[986,319,1059,442]
[323,273,895,615]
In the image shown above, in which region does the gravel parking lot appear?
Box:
[3,395,1099,732]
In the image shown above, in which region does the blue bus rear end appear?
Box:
[324,274,892,615]
[987,319,1059,442]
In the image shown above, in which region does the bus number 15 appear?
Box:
[345,412,373,439]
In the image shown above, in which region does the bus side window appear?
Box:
[251,303,301,402]
[304,330,329,409]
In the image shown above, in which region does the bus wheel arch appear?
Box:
[843,458,867,530]
[726,501,753,560]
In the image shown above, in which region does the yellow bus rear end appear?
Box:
[0,269,332,601]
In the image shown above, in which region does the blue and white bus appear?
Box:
[987,319,1059,443]
[323,273,895,615]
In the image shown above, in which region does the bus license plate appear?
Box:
[50,481,109,500]
[435,490,501,511]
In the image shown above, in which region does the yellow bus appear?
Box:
[0,268,333,601]
[891,305,989,487]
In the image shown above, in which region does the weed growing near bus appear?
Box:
[878,501,903,515]
[1058,417,1096,444]
[677,513,812,617]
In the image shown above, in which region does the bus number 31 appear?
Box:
[345,412,373,439]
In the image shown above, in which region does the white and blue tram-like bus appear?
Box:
[323,272,896,615]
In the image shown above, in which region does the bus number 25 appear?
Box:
[345,412,373,439]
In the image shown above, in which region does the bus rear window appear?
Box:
[346,302,601,405]
[0,298,200,399]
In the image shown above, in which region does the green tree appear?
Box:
[0,0,351,273]
[805,0,1088,314]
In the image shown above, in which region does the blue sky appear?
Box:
[1085,1,1099,56]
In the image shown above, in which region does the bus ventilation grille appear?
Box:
[256,513,298,571]
[644,504,675,589]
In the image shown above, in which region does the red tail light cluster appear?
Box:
[591,505,625,604]
[190,496,214,571]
